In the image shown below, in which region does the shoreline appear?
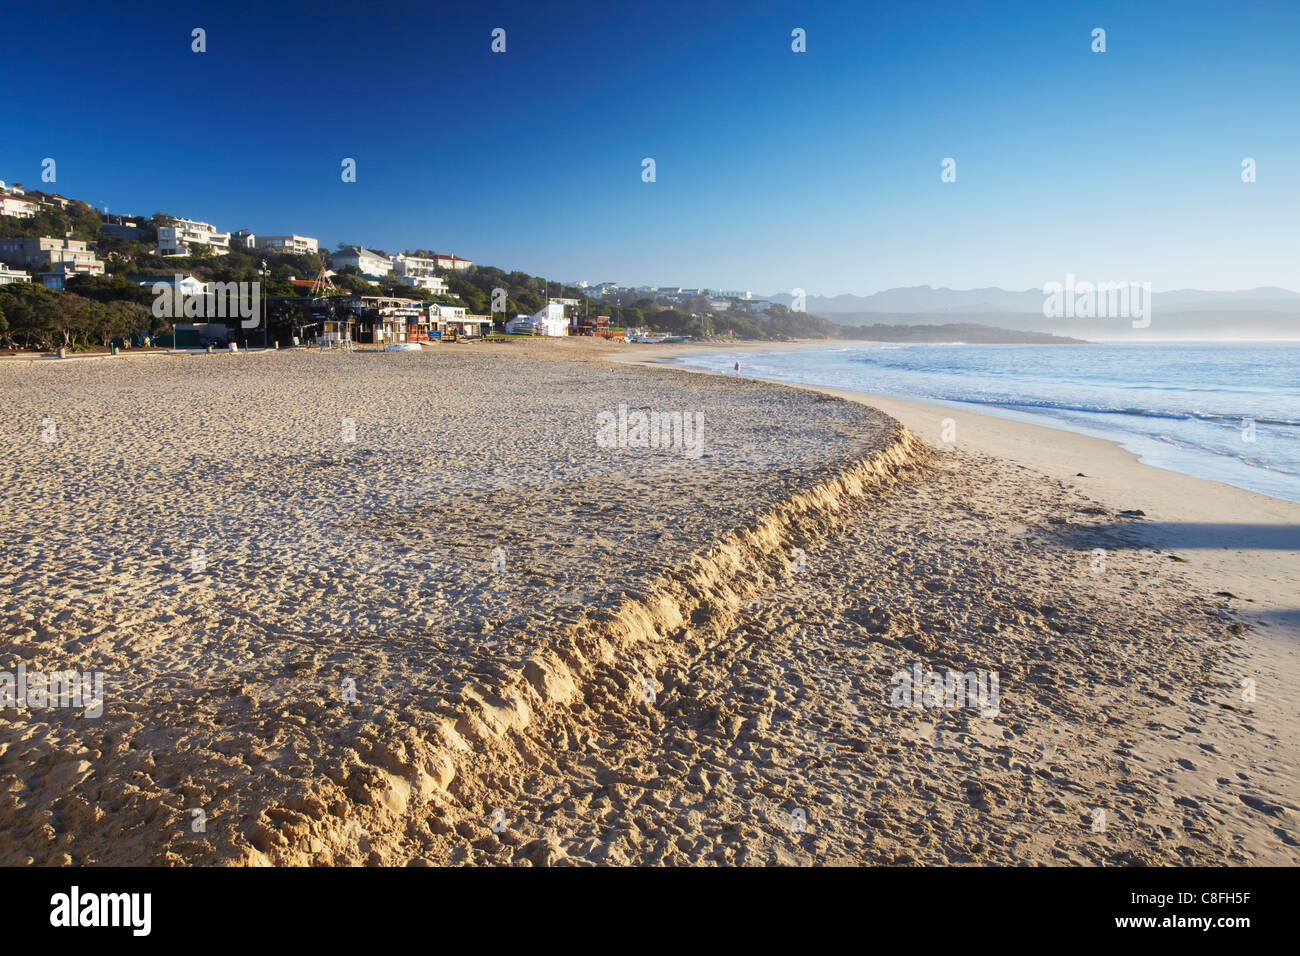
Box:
[614,343,1300,642]
[629,338,1300,505]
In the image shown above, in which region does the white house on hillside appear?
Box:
[391,254,449,294]
[0,194,39,219]
[157,219,231,256]
[256,234,319,255]
[400,274,449,293]
[330,246,393,277]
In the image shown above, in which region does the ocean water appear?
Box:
[667,342,1300,504]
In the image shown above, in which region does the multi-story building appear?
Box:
[330,246,393,278]
[232,229,256,250]
[0,236,105,279]
[156,218,231,256]
[0,194,40,219]
[391,253,434,277]
[255,234,318,255]
[391,254,449,294]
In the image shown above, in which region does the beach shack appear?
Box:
[316,314,354,347]
[332,294,424,344]
[569,314,611,336]
[405,307,435,343]
[384,301,426,343]
[429,303,491,339]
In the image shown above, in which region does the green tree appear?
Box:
[65,273,154,306]
[0,283,59,348]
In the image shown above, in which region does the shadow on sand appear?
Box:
[1063,522,1300,552]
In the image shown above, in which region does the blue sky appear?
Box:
[2,0,1296,295]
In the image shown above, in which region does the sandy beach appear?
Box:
[1,338,1295,865]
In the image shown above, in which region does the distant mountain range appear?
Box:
[762,286,1300,339]
[765,285,1300,315]
[819,310,1300,340]
[839,323,1085,345]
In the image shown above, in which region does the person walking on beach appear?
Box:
[734,361,741,375]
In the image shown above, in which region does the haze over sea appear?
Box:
[669,341,1300,504]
